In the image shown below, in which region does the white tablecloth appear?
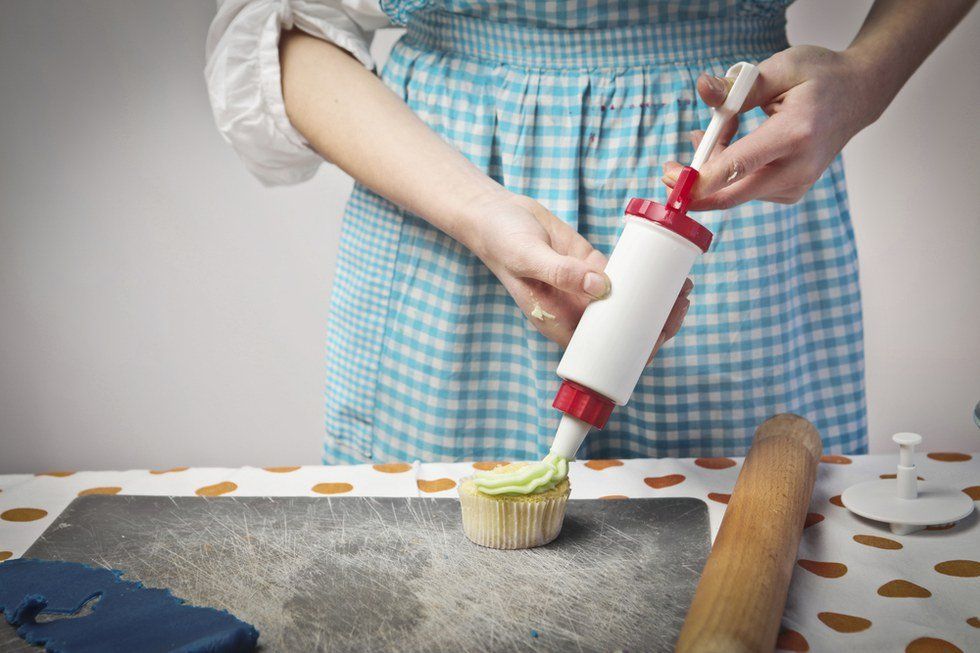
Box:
[2,453,978,652]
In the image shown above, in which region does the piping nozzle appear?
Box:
[549,413,592,460]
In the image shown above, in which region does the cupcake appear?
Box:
[458,453,570,549]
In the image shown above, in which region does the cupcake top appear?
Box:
[471,453,569,496]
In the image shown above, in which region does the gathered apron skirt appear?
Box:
[322,10,867,463]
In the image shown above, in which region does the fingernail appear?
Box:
[703,74,728,95]
[583,272,610,299]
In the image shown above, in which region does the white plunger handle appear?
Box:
[893,432,922,500]
[689,62,760,171]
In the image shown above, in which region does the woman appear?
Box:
[205,0,973,464]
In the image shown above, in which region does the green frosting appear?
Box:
[472,453,569,496]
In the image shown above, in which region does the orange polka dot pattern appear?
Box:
[373,463,413,473]
[927,452,971,462]
[776,628,809,652]
[78,487,122,496]
[471,462,508,472]
[312,482,354,495]
[150,467,188,474]
[0,448,975,651]
[1,508,47,522]
[195,482,237,497]
[644,475,685,489]
[417,479,456,493]
[818,612,872,633]
[798,560,847,579]
[854,534,903,550]
[584,459,623,471]
[877,579,931,598]
[694,457,737,470]
[906,637,963,653]
[934,560,980,578]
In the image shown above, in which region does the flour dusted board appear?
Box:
[7,495,709,652]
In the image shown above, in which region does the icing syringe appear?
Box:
[549,62,760,459]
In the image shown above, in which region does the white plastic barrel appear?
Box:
[556,216,702,405]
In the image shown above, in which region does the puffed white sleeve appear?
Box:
[205,0,391,186]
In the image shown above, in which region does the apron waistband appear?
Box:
[404,10,789,69]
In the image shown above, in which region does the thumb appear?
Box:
[511,241,610,299]
[696,73,732,109]
[697,58,797,114]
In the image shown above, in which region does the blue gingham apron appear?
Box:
[323,0,867,463]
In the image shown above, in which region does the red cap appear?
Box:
[552,380,615,429]
[625,166,713,252]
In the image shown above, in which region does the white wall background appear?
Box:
[1,1,977,473]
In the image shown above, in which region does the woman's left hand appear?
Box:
[662,45,885,210]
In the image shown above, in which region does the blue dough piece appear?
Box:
[0,558,258,653]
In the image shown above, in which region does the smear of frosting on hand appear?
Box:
[726,160,743,183]
[531,302,556,322]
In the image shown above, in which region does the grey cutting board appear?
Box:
[4,495,709,652]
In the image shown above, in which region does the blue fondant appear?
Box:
[0,558,258,653]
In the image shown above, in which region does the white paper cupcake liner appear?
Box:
[458,477,570,550]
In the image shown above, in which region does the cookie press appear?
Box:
[549,62,760,458]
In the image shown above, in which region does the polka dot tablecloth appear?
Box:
[1,453,978,652]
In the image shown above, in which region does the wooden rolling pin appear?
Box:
[676,413,822,653]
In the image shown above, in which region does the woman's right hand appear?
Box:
[460,190,692,350]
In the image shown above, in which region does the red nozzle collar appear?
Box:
[552,380,615,429]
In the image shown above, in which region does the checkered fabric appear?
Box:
[323,0,866,463]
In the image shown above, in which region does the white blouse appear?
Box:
[204,0,391,186]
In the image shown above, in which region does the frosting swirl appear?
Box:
[472,453,569,495]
